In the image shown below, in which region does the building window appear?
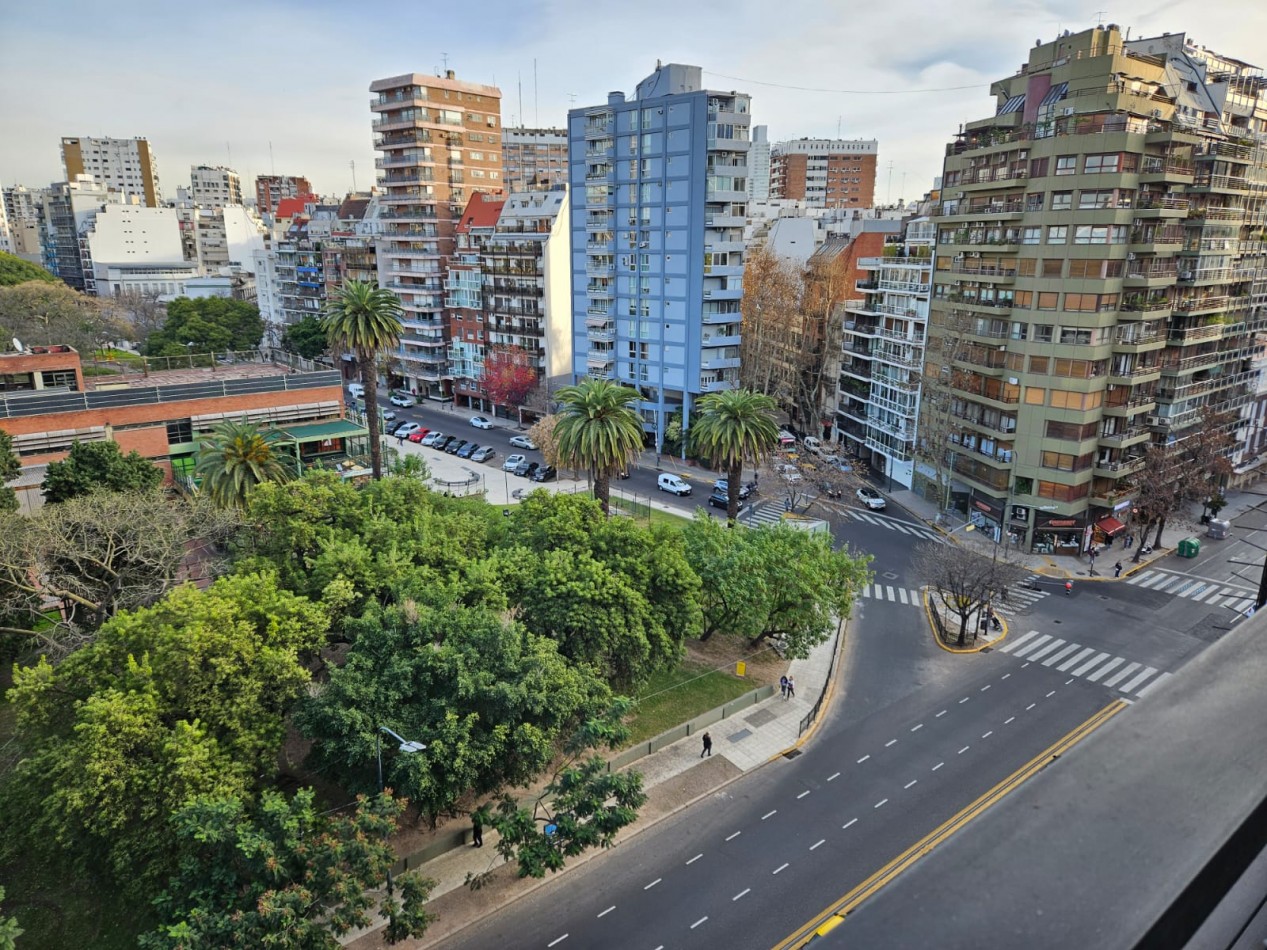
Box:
[1051,191,1073,210]
[166,418,193,443]
[1054,156,1078,176]
[1042,259,1063,277]
[1047,226,1067,244]
[1084,153,1120,174]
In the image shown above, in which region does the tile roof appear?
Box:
[456,192,506,232]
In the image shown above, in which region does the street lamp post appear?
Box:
[375,725,426,925]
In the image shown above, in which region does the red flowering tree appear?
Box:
[483,345,538,422]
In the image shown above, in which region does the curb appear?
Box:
[767,617,850,761]
[922,588,998,654]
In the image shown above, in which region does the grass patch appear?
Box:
[609,493,691,529]
[624,658,756,747]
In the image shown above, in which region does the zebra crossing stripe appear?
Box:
[1170,580,1200,596]
[1085,655,1124,681]
[1128,571,1156,586]
[1057,647,1096,672]
[1205,595,1224,608]
[1042,644,1082,667]
[1102,661,1141,688]
[909,589,921,603]
[1025,638,1066,662]
[1147,575,1179,591]
[1075,652,1114,677]
[886,585,897,601]
[897,588,909,605]
[890,522,912,535]
[1189,586,1214,602]
[999,630,1043,654]
[1119,666,1158,693]
[1135,671,1173,698]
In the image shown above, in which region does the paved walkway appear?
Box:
[340,622,845,948]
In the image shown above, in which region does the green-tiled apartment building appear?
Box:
[927,24,1267,555]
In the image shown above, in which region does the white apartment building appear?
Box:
[190,165,243,207]
[79,203,191,299]
[61,136,162,207]
[747,125,771,202]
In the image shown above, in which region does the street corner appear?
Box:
[922,589,994,655]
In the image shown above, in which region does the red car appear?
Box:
[406,427,431,443]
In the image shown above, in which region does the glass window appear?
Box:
[1078,190,1113,209]
[1037,292,1059,310]
[1084,153,1121,174]
[1047,225,1067,243]
[1022,227,1041,244]
[1051,191,1073,210]
[1054,156,1078,176]
[1030,157,1049,177]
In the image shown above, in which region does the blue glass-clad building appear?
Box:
[568,63,750,450]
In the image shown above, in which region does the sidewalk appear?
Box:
[341,622,846,948]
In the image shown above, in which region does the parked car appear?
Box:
[777,463,803,482]
[503,453,526,472]
[471,445,496,463]
[713,478,753,500]
[347,382,365,398]
[777,429,797,448]
[803,436,824,455]
[393,422,421,439]
[420,431,444,447]
[433,435,456,451]
[531,465,556,482]
[446,439,469,455]
[707,488,733,510]
[856,486,887,511]
[406,427,431,443]
[509,434,538,450]
[819,481,843,499]
[513,459,535,477]
[469,415,493,430]
[389,393,417,407]
[657,473,692,496]
[456,441,479,459]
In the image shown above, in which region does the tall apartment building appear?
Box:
[569,62,750,447]
[771,138,878,208]
[78,203,192,299]
[253,174,314,216]
[501,127,569,192]
[927,24,1267,555]
[3,185,48,263]
[61,136,162,207]
[837,219,935,487]
[190,165,243,207]
[41,176,111,291]
[748,125,771,202]
[370,70,503,396]
[446,194,506,405]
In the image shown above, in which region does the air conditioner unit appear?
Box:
[1146,415,1162,426]
[1127,252,1137,261]
[1062,107,1075,116]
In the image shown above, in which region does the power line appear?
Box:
[702,70,987,95]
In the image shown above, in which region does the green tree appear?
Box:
[281,313,330,360]
[688,388,780,521]
[143,296,263,356]
[0,490,240,655]
[552,379,644,514]
[323,280,403,480]
[0,572,327,896]
[0,250,56,286]
[0,430,20,513]
[0,886,21,950]
[0,280,130,353]
[195,418,293,508]
[683,515,871,656]
[297,601,610,826]
[143,789,434,949]
[42,439,162,502]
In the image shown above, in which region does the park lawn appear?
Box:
[624,658,755,747]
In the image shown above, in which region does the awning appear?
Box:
[278,419,368,443]
[1096,516,1127,537]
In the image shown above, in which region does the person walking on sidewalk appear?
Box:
[700,732,712,758]
[786,675,796,699]
[471,811,483,848]
[1114,561,1123,578]
[780,674,788,699]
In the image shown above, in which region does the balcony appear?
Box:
[1132,193,1190,216]
[586,283,613,299]
[1124,261,1179,285]
[584,117,614,139]
[585,262,615,278]
[1112,331,1167,353]
[586,329,615,344]
[1190,174,1253,194]
[1094,455,1146,478]
[1138,156,1195,183]
[1186,206,1246,223]
[701,333,742,348]
[936,199,1025,219]
[1168,323,1224,345]
[944,263,1017,281]
[1098,425,1150,448]
[585,144,614,160]
[700,356,742,370]
[585,213,614,232]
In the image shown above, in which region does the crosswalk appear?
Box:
[860,580,1052,614]
[740,502,942,542]
[1126,569,1257,615]
[860,583,924,607]
[992,583,1050,617]
[998,629,1173,698]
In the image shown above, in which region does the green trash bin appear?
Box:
[1178,537,1201,558]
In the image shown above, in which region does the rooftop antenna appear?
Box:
[349,160,357,193]
[226,141,232,168]
[518,71,524,129]
[269,141,275,176]
[534,58,539,127]
[441,51,449,73]
[1093,10,1107,26]
[837,116,842,137]
[886,160,895,204]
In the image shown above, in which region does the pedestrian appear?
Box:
[471,811,483,848]
[991,611,1002,631]
[779,674,788,699]
[754,471,760,487]
[397,432,405,446]
[701,731,712,758]
[1125,534,1134,549]
[784,497,792,513]
[1113,561,1122,578]
[786,675,796,699]
[1065,580,1073,596]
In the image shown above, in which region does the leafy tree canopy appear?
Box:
[482,345,538,409]
[0,279,131,354]
[0,251,56,287]
[0,572,327,896]
[143,296,263,356]
[281,313,329,360]
[143,789,434,950]
[42,439,162,502]
[0,431,19,513]
[195,418,292,509]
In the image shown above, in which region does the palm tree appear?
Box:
[195,419,292,508]
[553,379,644,514]
[322,280,403,480]
[689,389,780,521]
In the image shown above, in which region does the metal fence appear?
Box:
[798,615,848,737]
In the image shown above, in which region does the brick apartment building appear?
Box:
[771,138,879,209]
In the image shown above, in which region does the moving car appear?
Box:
[503,453,526,472]
[470,415,493,430]
[657,473,692,496]
[407,428,431,443]
[531,465,556,482]
[389,393,416,407]
[471,445,496,463]
[347,382,365,398]
[509,435,538,450]
[456,441,479,459]
[393,422,421,439]
[420,431,445,447]
[713,478,753,500]
[382,409,398,422]
[856,486,887,510]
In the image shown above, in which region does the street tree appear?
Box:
[0,490,240,656]
[739,244,802,409]
[683,515,871,656]
[144,296,263,356]
[482,344,538,422]
[0,280,130,354]
[0,886,20,950]
[323,280,403,480]
[916,307,976,513]
[195,418,293,508]
[42,439,163,502]
[689,388,780,521]
[911,540,1025,646]
[0,572,327,897]
[528,414,562,469]
[281,312,330,360]
[142,789,434,950]
[101,289,164,346]
[0,431,19,513]
[553,379,644,514]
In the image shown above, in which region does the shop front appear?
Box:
[1091,509,1130,550]
[1031,511,1087,556]
[968,491,1006,543]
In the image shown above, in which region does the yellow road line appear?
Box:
[771,699,1128,950]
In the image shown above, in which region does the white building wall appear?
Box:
[542,188,572,380]
[85,205,184,266]
[748,125,771,203]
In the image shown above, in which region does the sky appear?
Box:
[2,0,1266,204]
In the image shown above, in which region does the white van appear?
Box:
[803,436,824,455]
[347,382,365,398]
[657,473,692,496]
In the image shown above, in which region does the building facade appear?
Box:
[501,127,569,192]
[3,186,49,264]
[60,136,162,207]
[370,70,504,397]
[253,174,314,216]
[446,193,505,406]
[771,138,878,209]
[927,24,1267,554]
[748,125,771,202]
[190,165,243,207]
[568,62,750,447]
[837,218,935,488]
[41,176,110,291]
